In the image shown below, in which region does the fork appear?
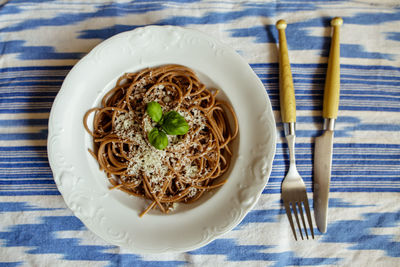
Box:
[276,19,314,240]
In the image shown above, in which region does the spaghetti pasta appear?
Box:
[83,64,238,216]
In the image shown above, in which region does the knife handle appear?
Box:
[276,20,296,123]
[323,17,343,119]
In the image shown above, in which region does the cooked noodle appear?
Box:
[83,64,238,216]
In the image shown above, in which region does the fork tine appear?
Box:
[292,202,304,240]
[303,198,315,239]
[284,202,297,240]
[298,202,309,239]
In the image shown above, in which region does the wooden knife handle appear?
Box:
[323,17,343,119]
[276,20,296,123]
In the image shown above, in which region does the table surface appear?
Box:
[0,1,399,266]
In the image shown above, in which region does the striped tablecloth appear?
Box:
[1,1,399,266]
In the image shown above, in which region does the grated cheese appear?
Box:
[185,165,198,178]
[188,187,197,198]
[112,94,208,195]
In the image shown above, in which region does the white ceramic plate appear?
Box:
[48,26,276,253]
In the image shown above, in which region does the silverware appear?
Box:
[276,19,314,240]
[314,17,343,233]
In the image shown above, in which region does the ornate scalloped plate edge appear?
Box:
[48,25,276,253]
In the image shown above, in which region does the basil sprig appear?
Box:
[146,101,189,150]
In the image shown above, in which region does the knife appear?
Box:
[314,17,343,233]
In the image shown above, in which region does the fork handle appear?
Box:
[276,20,296,123]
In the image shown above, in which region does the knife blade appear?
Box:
[314,17,343,233]
[314,127,334,233]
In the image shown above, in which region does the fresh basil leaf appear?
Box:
[148,128,168,150]
[146,101,162,122]
[161,111,189,135]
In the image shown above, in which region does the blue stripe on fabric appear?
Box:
[258,78,400,87]
[237,209,284,227]
[0,75,64,82]
[0,191,60,196]
[0,81,62,87]
[272,160,400,166]
[0,163,50,168]
[190,238,341,266]
[335,90,400,97]
[0,215,186,265]
[0,1,23,15]
[276,143,400,149]
[295,79,400,86]
[0,157,49,162]
[321,210,400,257]
[0,146,47,151]
[0,202,60,214]
[273,104,400,114]
[333,188,400,192]
[327,198,374,208]
[237,198,373,228]
[0,130,48,141]
[79,24,142,39]
[0,109,50,113]
[256,73,400,82]
[0,180,55,185]
[342,74,400,81]
[263,188,400,194]
[0,174,53,179]
[0,40,85,60]
[267,175,400,182]
[0,66,72,73]
[249,63,400,71]
[0,262,23,267]
[106,257,185,267]
[0,92,58,98]
[0,119,48,127]
[386,32,400,41]
[273,153,400,160]
[267,94,400,104]
[0,98,55,103]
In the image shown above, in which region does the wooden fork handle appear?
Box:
[276,20,296,123]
